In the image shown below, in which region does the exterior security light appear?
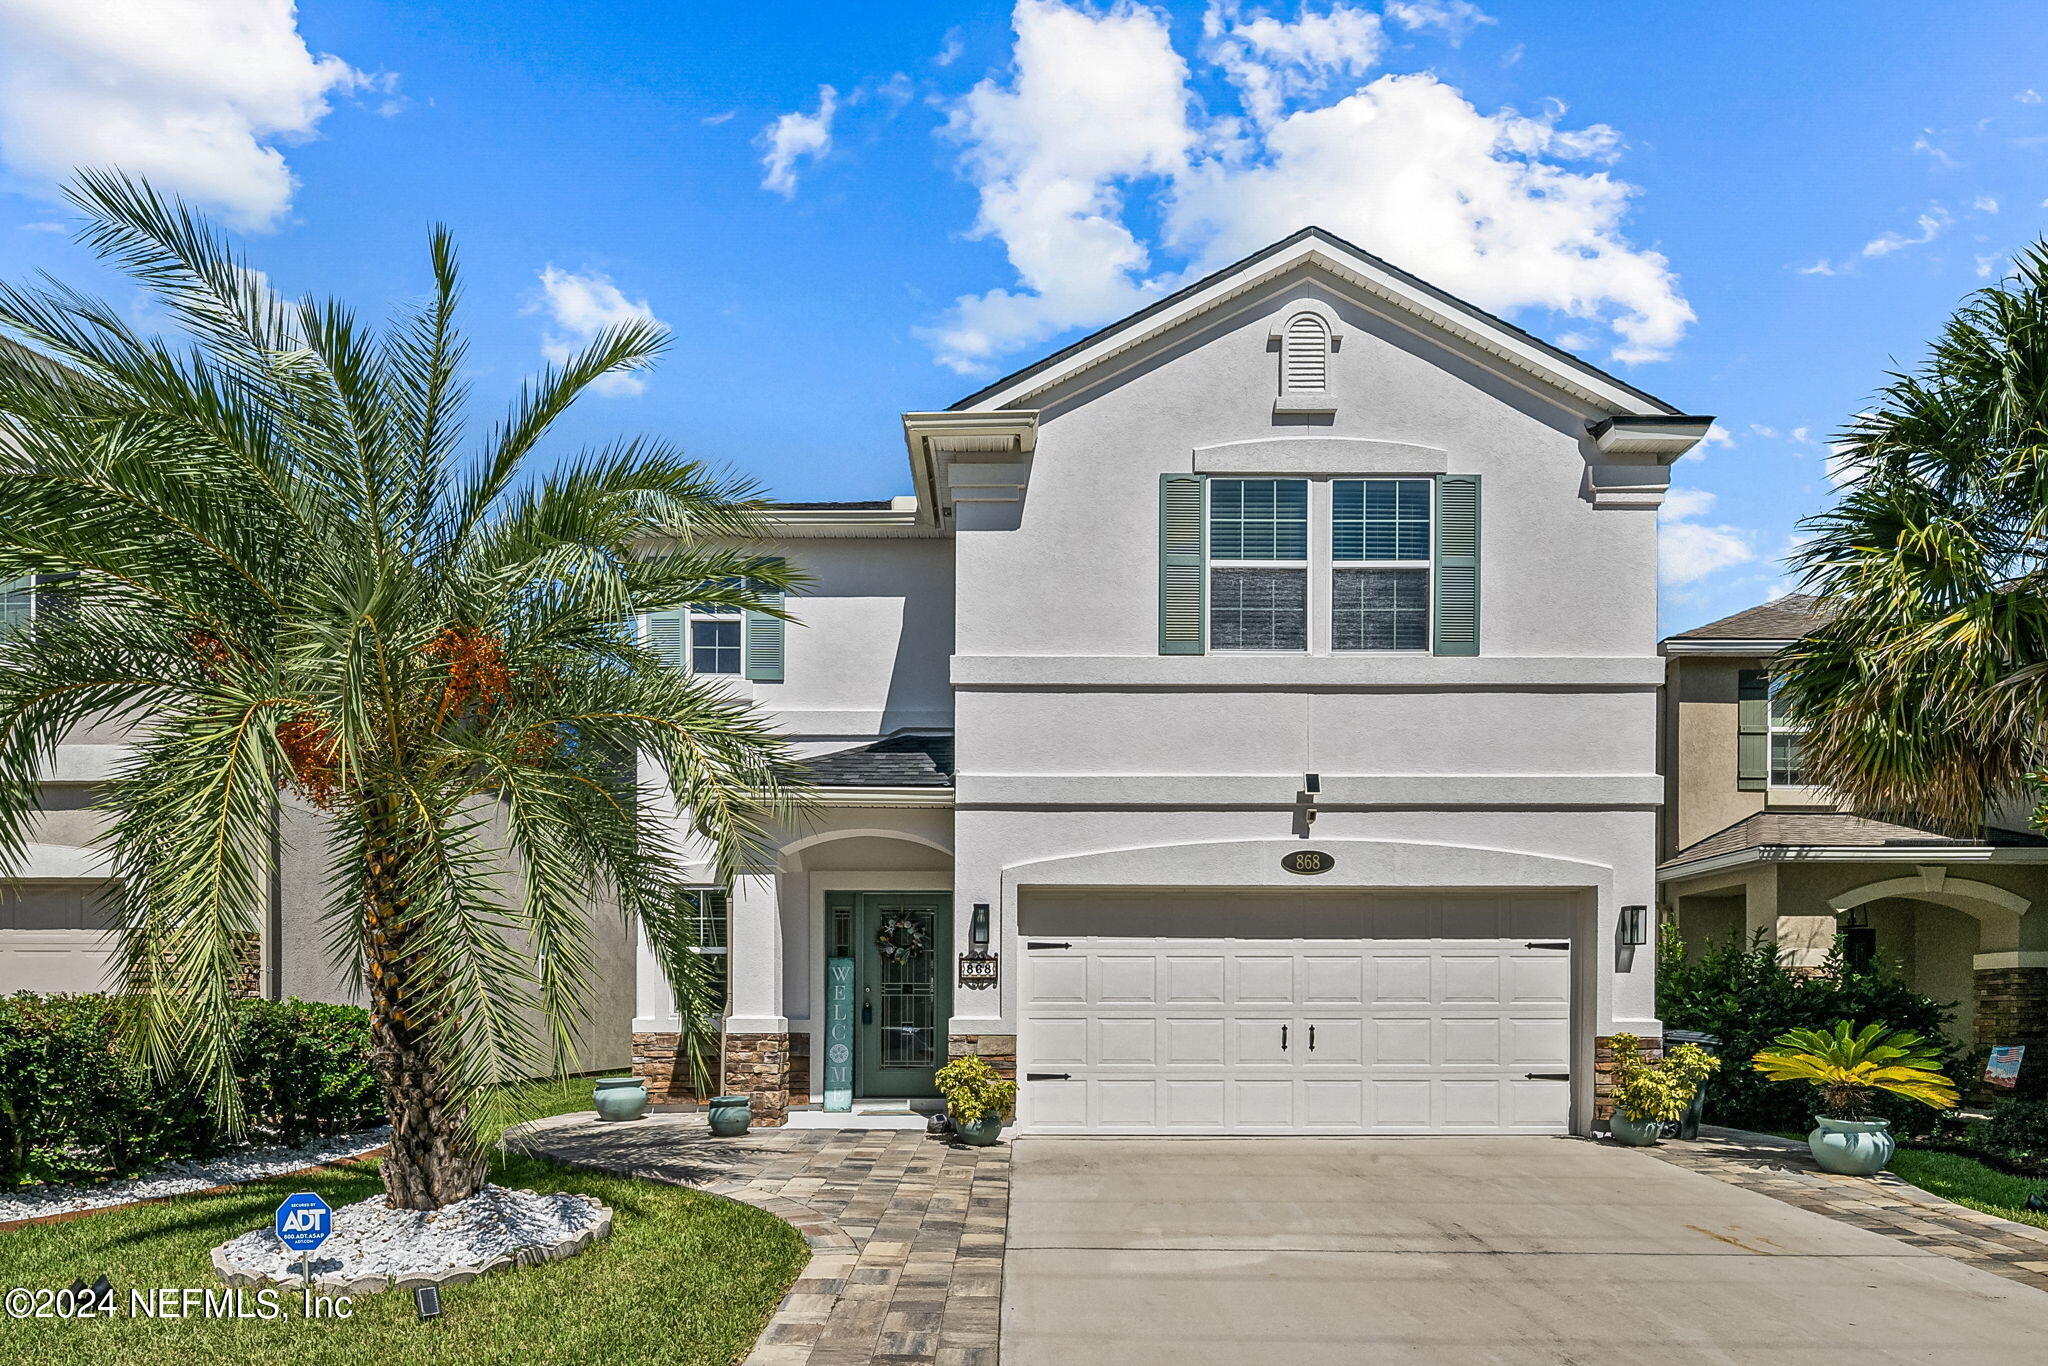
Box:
[971,902,991,950]
[1620,904,1649,946]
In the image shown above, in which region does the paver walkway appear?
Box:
[1639,1125,2048,1295]
[512,1113,1009,1366]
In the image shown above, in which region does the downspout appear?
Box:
[267,794,283,1000]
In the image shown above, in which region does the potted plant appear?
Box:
[1606,1033,1720,1145]
[591,1076,649,1122]
[707,1093,753,1137]
[934,1056,1016,1146]
[1751,1021,1958,1175]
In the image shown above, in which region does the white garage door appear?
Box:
[1018,891,1575,1136]
[0,884,119,994]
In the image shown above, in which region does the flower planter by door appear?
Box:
[708,1094,753,1137]
[1607,1112,1663,1146]
[951,1113,1003,1147]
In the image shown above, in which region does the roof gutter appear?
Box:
[1659,843,2048,881]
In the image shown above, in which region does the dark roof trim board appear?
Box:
[946,225,1687,417]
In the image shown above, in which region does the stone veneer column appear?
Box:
[631,1032,707,1105]
[947,1033,1017,1079]
[1974,961,2048,1098]
[724,1031,792,1126]
[1592,1034,1662,1123]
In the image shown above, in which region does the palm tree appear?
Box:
[0,173,806,1210]
[1774,241,2048,834]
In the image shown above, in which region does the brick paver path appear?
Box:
[512,1113,1009,1366]
[1639,1125,2048,1295]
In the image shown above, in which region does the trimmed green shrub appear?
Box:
[1657,924,1960,1135]
[230,998,381,1147]
[0,993,379,1187]
[1982,1098,2048,1164]
[0,994,216,1185]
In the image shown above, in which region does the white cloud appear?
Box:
[1860,207,1950,259]
[701,110,736,126]
[1826,438,1868,487]
[1789,425,1812,444]
[1797,259,1835,276]
[1204,2,1387,127]
[925,0,1693,374]
[936,28,965,67]
[530,266,661,398]
[2019,89,2043,104]
[18,220,64,233]
[0,0,378,231]
[1911,130,1957,168]
[1748,423,1776,439]
[1977,253,2004,279]
[1973,194,2000,214]
[1384,0,1495,41]
[1658,486,1755,586]
[760,85,838,197]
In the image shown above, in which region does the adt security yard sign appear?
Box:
[276,1192,331,1253]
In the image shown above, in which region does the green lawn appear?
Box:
[0,1140,807,1366]
[1888,1147,2048,1232]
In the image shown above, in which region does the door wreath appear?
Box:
[875,913,930,965]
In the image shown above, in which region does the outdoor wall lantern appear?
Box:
[1620,904,1649,946]
[971,902,991,950]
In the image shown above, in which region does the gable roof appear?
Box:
[1663,594,1833,650]
[1662,810,2048,875]
[947,225,1688,418]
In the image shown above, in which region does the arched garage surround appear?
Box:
[987,837,1623,1135]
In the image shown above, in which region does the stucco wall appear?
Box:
[1665,656,1766,855]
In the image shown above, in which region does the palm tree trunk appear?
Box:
[364,822,486,1210]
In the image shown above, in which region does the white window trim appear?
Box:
[1766,682,1807,789]
[1331,477,1434,655]
[0,576,34,634]
[685,604,744,676]
[683,885,730,1011]
[1203,476,1438,656]
[1207,476,1311,654]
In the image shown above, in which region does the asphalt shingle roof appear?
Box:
[1665,594,1834,643]
[1664,811,2048,870]
[802,733,954,788]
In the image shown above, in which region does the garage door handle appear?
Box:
[1027,941,1072,950]
[1026,1072,1071,1081]
[1308,1025,1315,1051]
[1525,941,1569,950]
[1525,1073,1570,1082]
[1281,1024,1288,1050]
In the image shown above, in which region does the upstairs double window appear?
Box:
[1203,477,1436,653]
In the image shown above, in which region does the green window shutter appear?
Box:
[1432,475,1481,656]
[1737,669,1769,791]
[645,609,686,668]
[743,563,786,682]
[1159,473,1206,655]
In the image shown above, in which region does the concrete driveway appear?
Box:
[1002,1137,2048,1365]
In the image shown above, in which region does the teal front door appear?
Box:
[856,893,952,1099]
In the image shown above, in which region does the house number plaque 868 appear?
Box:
[1282,850,1335,875]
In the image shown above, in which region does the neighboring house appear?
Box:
[1658,595,2048,1056]
[629,226,1713,1136]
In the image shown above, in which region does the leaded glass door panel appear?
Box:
[855,894,952,1099]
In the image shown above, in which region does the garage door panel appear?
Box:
[1438,954,1503,1002]
[1368,1017,1434,1067]
[1234,955,1294,1004]
[1164,955,1225,1003]
[1302,1018,1365,1065]
[1099,1018,1157,1065]
[1164,1017,1227,1065]
[1370,954,1433,1004]
[1019,891,1577,1136]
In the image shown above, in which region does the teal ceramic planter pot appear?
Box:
[1607,1112,1663,1146]
[1809,1116,1894,1175]
[951,1112,1003,1147]
[707,1094,753,1137]
[591,1076,648,1122]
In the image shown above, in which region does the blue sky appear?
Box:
[0,2,2044,633]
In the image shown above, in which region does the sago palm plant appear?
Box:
[1773,241,2048,831]
[1751,1021,1959,1120]
[0,173,806,1209]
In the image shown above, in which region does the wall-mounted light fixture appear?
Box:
[1620,904,1649,946]
[971,902,991,950]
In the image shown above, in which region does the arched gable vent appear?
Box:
[1270,302,1342,415]
[1282,312,1331,391]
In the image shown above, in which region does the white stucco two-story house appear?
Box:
[627,227,1713,1137]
